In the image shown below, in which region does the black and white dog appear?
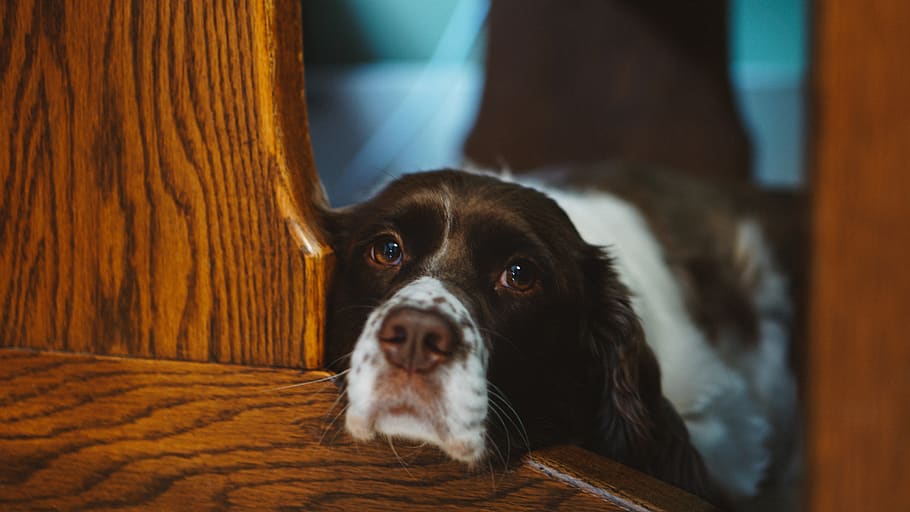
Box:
[323,166,798,505]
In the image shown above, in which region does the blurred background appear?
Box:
[302,0,808,206]
[304,4,910,511]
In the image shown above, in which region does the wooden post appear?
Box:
[809,1,910,510]
[0,0,330,368]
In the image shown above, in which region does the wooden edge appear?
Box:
[526,446,719,512]
[266,0,330,239]
[274,164,333,369]
[2,349,714,511]
[0,349,621,510]
[259,0,332,258]
[259,0,334,369]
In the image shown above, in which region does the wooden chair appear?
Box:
[2,1,908,510]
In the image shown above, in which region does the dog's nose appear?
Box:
[378,307,457,373]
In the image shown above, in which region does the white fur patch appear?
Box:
[344,277,489,464]
[732,219,796,430]
[534,184,782,498]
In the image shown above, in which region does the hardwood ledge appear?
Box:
[0,349,715,511]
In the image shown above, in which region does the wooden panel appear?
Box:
[0,350,716,511]
[809,1,910,510]
[0,0,330,368]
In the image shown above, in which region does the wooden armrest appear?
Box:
[0,349,715,511]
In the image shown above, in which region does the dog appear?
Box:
[322,165,798,506]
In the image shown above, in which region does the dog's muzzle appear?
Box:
[343,277,490,464]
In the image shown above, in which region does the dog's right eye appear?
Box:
[369,235,404,267]
[498,260,540,293]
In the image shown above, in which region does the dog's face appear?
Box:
[323,170,653,466]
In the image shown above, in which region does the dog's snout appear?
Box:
[378,307,458,373]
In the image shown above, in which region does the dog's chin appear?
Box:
[345,409,487,466]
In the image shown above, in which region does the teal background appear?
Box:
[304,0,808,73]
[302,0,809,204]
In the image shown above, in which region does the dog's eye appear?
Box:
[369,235,403,266]
[499,261,539,292]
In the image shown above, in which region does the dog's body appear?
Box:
[324,166,798,506]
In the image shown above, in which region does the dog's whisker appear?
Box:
[485,401,512,466]
[272,369,349,391]
[481,436,500,492]
[319,403,349,446]
[386,436,415,477]
[402,441,429,464]
[477,327,522,353]
[488,397,524,462]
[324,387,349,423]
[483,431,507,470]
[487,383,531,451]
[323,350,357,372]
[319,390,350,446]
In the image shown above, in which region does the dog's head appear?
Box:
[323,170,702,485]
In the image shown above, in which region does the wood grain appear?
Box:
[809,1,910,510]
[0,0,330,368]
[0,350,723,511]
[529,446,716,512]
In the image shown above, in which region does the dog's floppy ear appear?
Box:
[582,247,718,503]
[581,248,652,456]
[317,204,365,372]
[317,204,355,250]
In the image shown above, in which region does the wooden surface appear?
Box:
[0,0,330,368]
[0,350,717,511]
[808,1,910,510]
[529,446,715,512]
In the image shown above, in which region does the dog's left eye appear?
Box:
[369,235,404,266]
[499,261,539,292]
